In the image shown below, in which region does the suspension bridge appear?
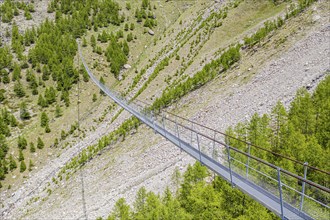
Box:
[78,43,329,220]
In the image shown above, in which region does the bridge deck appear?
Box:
[79,43,327,220]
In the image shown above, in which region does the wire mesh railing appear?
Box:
[78,41,330,220]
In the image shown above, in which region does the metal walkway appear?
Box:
[78,43,329,220]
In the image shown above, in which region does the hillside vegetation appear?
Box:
[99,74,329,220]
[226,75,330,187]
[0,0,328,219]
[102,162,278,220]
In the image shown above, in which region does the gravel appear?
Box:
[1,3,329,220]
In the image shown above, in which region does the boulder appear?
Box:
[148,29,155,36]
[124,64,131,69]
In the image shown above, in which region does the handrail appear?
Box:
[134,99,330,176]
[78,40,329,219]
[163,115,330,193]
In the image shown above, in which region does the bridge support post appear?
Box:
[246,144,251,178]
[152,111,156,134]
[212,131,217,180]
[162,112,166,138]
[226,145,233,187]
[277,167,284,220]
[175,118,182,148]
[300,162,308,211]
[212,131,216,159]
[196,133,202,164]
[190,122,194,146]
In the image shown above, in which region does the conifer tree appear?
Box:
[30,142,36,153]
[9,155,17,171]
[92,93,97,102]
[20,102,31,120]
[55,105,63,117]
[38,94,47,108]
[10,115,18,127]
[17,136,27,150]
[54,138,59,147]
[40,112,49,127]
[37,137,44,149]
[18,149,24,161]
[28,159,34,171]
[20,160,26,173]
[14,81,26,97]
[91,35,96,48]
[45,124,51,133]
[111,198,131,220]
[61,130,66,140]
[12,63,21,81]
[82,37,87,47]
[271,101,288,151]
[289,89,316,137]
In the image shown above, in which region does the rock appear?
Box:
[148,30,155,36]
[313,15,321,22]
[123,64,131,69]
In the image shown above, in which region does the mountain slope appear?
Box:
[1,0,329,219]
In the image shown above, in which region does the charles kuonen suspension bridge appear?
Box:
[78,42,329,220]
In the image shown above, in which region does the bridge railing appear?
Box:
[78,41,329,219]
[131,99,329,219]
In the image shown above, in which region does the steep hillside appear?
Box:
[0,0,329,219]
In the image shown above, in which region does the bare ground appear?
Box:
[1,2,329,220]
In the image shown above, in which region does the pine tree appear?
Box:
[0,90,5,102]
[271,101,288,152]
[126,2,131,10]
[38,94,48,108]
[312,75,330,147]
[30,142,36,153]
[289,89,316,137]
[61,91,70,107]
[91,35,96,48]
[55,105,63,117]
[17,135,27,150]
[123,41,129,56]
[127,33,133,42]
[134,187,147,214]
[37,137,44,149]
[18,149,24,161]
[82,37,87,47]
[14,81,26,97]
[54,138,59,147]
[10,114,18,127]
[2,73,10,84]
[45,86,56,104]
[40,112,49,127]
[111,198,131,220]
[28,159,34,171]
[61,130,66,140]
[9,155,17,171]
[0,168,4,181]
[20,102,31,120]
[92,93,97,102]
[20,160,26,173]
[45,124,51,133]
[12,63,21,81]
